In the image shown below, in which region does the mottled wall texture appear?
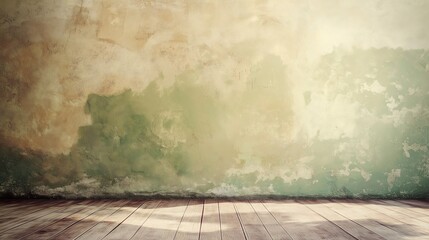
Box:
[1,0,429,198]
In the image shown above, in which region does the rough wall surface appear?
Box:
[1,0,428,198]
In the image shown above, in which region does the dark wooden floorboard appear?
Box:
[0,199,40,216]
[52,200,128,240]
[398,200,429,209]
[0,200,68,234]
[0,199,428,240]
[0,200,51,224]
[1,200,88,239]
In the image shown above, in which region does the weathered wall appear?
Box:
[1,0,428,198]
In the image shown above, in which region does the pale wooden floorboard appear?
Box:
[359,200,429,236]
[199,199,222,240]
[104,200,161,240]
[0,200,69,234]
[52,200,129,240]
[234,201,272,240]
[329,200,422,240]
[250,200,292,240]
[341,199,428,239]
[300,200,385,240]
[76,200,141,240]
[380,200,429,219]
[131,199,188,240]
[218,201,246,240]
[375,200,429,223]
[1,200,89,239]
[174,199,204,240]
[264,200,355,240]
[23,200,110,240]
[0,199,428,240]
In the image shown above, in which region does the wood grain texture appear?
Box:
[131,199,188,240]
[300,200,385,240]
[0,199,428,240]
[328,200,411,239]
[250,200,293,240]
[338,200,428,239]
[0,200,69,234]
[52,200,129,240]
[218,201,246,240]
[76,200,141,240]
[174,199,204,240]
[263,200,355,240]
[104,200,160,240]
[360,200,429,236]
[199,199,222,240]
[22,200,110,240]
[4,200,91,240]
[234,201,271,240]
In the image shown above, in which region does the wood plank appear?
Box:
[0,200,45,223]
[263,200,354,240]
[0,200,85,239]
[250,200,293,240]
[218,201,246,240]
[0,199,40,216]
[23,200,111,240]
[131,199,188,240]
[52,200,129,240]
[0,199,62,224]
[0,200,68,233]
[0,201,25,214]
[380,200,429,217]
[300,200,385,240]
[0,200,35,209]
[76,200,142,240]
[104,200,160,240]
[199,199,222,240]
[327,200,411,239]
[174,199,204,240]
[373,200,429,223]
[338,200,429,239]
[234,201,271,240]
[264,200,320,240]
[1,199,428,240]
[0,199,31,208]
[399,200,429,209]
[357,200,429,235]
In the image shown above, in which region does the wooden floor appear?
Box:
[0,199,428,240]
